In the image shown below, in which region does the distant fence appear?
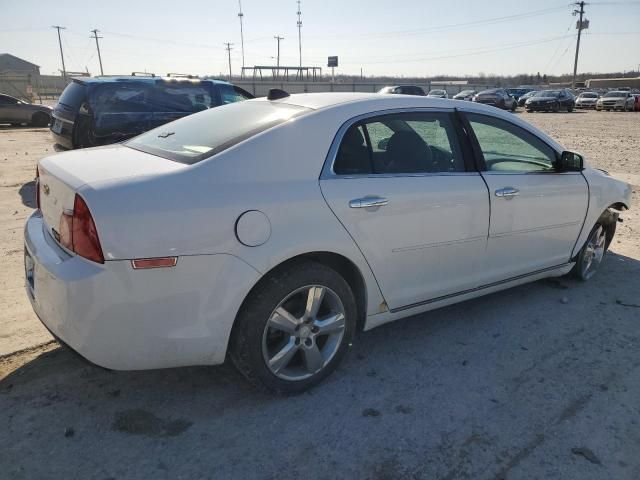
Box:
[0,74,498,102]
[234,81,497,97]
[0,73,69,102]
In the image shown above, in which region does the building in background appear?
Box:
[0,53,40,76]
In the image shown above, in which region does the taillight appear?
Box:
[57,194,104,264]
[35,166,40,211]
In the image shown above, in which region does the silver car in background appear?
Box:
[575,92,600,109]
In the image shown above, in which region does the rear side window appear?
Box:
[126,101,309,164]
[334,112,466,175]
[58,82,86,108]
[91,83,151,114]
[152,83,216,112]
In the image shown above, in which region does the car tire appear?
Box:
[229,260,357,394]
[567,105,573,112]
[510,102,516,112]
[30,112,50,128]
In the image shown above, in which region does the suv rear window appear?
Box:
[152,83,217,112]
[58,81,86,108]
[126,100,309,164]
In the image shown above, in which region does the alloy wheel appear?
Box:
[262,285,346,381]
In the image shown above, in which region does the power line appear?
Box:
[51,25,66,79]
[91,29,104,75]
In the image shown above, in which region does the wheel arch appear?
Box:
[234,251,370,335]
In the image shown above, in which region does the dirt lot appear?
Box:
[1,111,639,479]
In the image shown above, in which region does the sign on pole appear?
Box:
[327,56,338,67]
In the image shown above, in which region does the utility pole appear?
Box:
[224,42,233,81]
[572,1,588,89]
[90,29,104,76]
[296,1,303,68]
[237,0,245,71]
[274,35,284,69]
[52,25,67,79]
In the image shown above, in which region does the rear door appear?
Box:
[0,94,22,122]
[464,112,588,282]
[320,110,490,311]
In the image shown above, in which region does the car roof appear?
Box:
[71,76,232,86]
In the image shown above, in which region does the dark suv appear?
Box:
[51,76,253,149]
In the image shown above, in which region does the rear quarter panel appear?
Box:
[82,110,387,316]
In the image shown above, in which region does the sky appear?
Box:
[1,0,639,78]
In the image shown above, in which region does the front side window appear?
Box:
[467,113,557,173]
[219,84,253,104]
[334,112,466,175]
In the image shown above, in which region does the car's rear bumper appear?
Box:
[24,211,261,370]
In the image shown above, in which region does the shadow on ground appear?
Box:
[18,180,36,208]
[2,252,639,480]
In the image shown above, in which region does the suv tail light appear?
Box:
[58,194,104,264]
[35,166,40,211]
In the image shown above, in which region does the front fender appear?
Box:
[572,167,632,257]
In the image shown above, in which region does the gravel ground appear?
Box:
[0,110,639,480]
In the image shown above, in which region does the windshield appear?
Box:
[604,91,625,97]
[126,100,309,164]
[535,90,561,97]
[580,93,598,98]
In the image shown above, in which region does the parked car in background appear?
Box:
[25,91,631,393]
[575,91,600,109]
[596,91,636,111]
[525,89,575,112]
[51,76,254,149]
[0,93,52,127]
[505,88,534,100]
[452,89,477,101]
[517,90,537,107]
[427,89,448,98]
[473,88,517,111]
[378,85,426,96]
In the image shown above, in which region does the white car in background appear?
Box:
[25,91,631,393]
[575,91,600,109]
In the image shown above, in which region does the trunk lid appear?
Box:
[38,144,186,239]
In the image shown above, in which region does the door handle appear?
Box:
[494,187,520,198]
[349,196,389,209]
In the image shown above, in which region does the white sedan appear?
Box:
[25,91,631,393]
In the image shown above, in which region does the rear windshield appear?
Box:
[126,100,309,164]
[58,81,86,108]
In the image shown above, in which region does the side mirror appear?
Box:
[557,151,584,172]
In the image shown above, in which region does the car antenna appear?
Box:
[267,88,290,100]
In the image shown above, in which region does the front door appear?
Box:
[464,112,588,282]
[320,110,490,311]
